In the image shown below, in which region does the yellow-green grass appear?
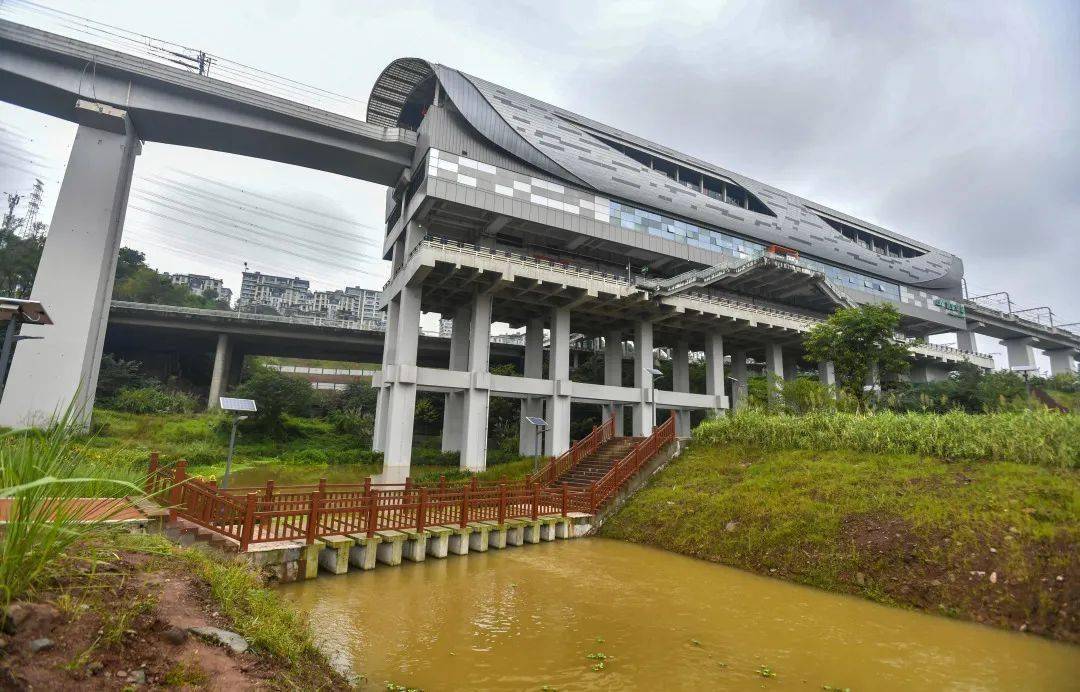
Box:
[602,442,1079,641]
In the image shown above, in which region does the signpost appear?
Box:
[218,397,257,488]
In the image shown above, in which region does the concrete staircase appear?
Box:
[549,437,643,489]
[163,517,241,554]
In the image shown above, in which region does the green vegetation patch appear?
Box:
[602,440,1079,641]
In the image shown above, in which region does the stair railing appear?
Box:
[589,413,676,511]
[531,416,616,486]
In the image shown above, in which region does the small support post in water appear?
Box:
[531,483,539,520]
[561,483,569,517]
[366,488,379,538]
[146,451,159,495]
[417,487,427,533]
[498,483,507,525]
[169,460,187,521]
[460,486,470,529]
[306,491,322,544]
[240,492,257,552]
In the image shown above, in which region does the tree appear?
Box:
[0,191,47,298]
[803,303,911,410]
[231,365,314,434]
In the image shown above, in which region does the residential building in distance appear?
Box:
[238,272,311,311]
[169,273,232,305]
[238,271,385,327]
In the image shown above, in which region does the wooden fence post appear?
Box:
[497,483,507,525]
[318,477,327,494]
[366,489,379,538]
[531,483,539,520]
[168,459,187,521]
[146,451,159,495]
[589,481,597,512]
[459,486,470,528]
[306,491,322,544]
[417,487,427,533]
[438,475,446,492]
[240,492,257,552]
[404,476,413,494]
[470,476,479,492]
[561,483,569,517]
[264,480,275,505]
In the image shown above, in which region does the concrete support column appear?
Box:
[441,307,471,452]
[377,284,421,483]
[956,329,977,353]
[461,292,493,472]
[604,329,625,435]
[0,104,139,429]
[704,333,726,422]
[372,290,401,454]
[764,342,784,407]
[207,333,232,410]
[818,360,836,390]
[1047,349,1078,376]
[546,307,571,456]
[632,320,655,436]
[731,350,749,410]
[518,317,545,455]
[672,340,691,437]
[783,352,798,382]
[1001,337,1036,371]
[865,362,880,391]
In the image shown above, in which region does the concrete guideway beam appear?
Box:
[0,102,138,429]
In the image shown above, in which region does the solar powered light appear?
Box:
[525,415,548,474]
[0,298,52,391]
[219,397,257,488]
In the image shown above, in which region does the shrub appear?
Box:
[695,408,1080,468]
[281,448,331,465]
[109,387,199,415]
[230,366,314,434]
[175,440,221,466]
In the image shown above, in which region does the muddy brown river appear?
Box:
[278,537,1078,690]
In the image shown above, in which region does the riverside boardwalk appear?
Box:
[150,415,677,581]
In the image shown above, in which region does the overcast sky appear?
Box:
[0,0,1076,368]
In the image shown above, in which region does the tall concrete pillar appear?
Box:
[632,320,655,436]
[604,329,624,435]
[818,360,836,390]
[956,329,977,353]
[546,307,571,455]
[1001,337,1036,371]
[461,292,493,472]
[865,361,880,391]
[783,352,798,382]
[672,340,691,437]
[441,307,471,452]
[207,333,232,410]
[1047,349,1078,376]
[377,285,421,483]
[764,342,784,407]
[731,350,748,410]
[0,103,139,429]
[372,290,401,454]
[518,317,545,455]
[704,333,725,422]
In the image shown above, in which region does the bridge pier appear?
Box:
[672,340,692,437]
[818,360,836,389]
[604,329,625,435]
[546,307,572,455]
[731,350,749,409]
[0,102,139,429]
[956,329,978,353]
[764,343,784,407]
[1047,349,1078,376]
[375,284,421,484]
[1001,337,1037,372]
[441,307,470,453]
[207,333,232,410]
[460,292,493,471]
[517,318,544,456]
[704,333,725,425]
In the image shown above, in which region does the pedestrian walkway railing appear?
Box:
[145,415,676,552]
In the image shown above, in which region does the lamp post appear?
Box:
[218,397,257,488]
[643,366,663,430]
[525,416,548,475]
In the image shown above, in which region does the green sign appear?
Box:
[934,298,966,318]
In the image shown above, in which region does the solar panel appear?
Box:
[525,416,547,426]
[219,397,257,412]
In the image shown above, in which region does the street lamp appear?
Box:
[525,416,548,474]
[218,397,257,488]
[0,298,52,392]
[643,366,663,429]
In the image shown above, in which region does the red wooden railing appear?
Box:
[152,413,674,552]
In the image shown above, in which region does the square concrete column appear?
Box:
[546,307,571,455]
[704,333,725,421]
[207,333,232,410]
[1001,337,1036,371]
[632,320,655,436]
[373,288,402,454]
[461,292,493,471]
[818,360,836,389]
[518,317,545,455]
[378,284,421,483]
[604,329,625,435]
[764,343,784,407]
[442,307,470,452]
[0,103,139,429]
[865,361,880,391]
[783,352,798,382]
[731,350,748,410]
[672,340,692,436]
[956,329,978,353]
[1047,349,1077,376]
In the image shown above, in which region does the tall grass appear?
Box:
[0,413,146,607]
[695,408,1080,468]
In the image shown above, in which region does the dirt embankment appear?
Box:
[0,540,345,690]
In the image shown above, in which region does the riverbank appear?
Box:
[1,530,346,690]
[601,441,1079,642]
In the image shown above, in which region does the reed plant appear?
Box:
[0,410,146,607]
[695,408,1080,468]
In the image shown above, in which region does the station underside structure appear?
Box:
[0,23,1075,481]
